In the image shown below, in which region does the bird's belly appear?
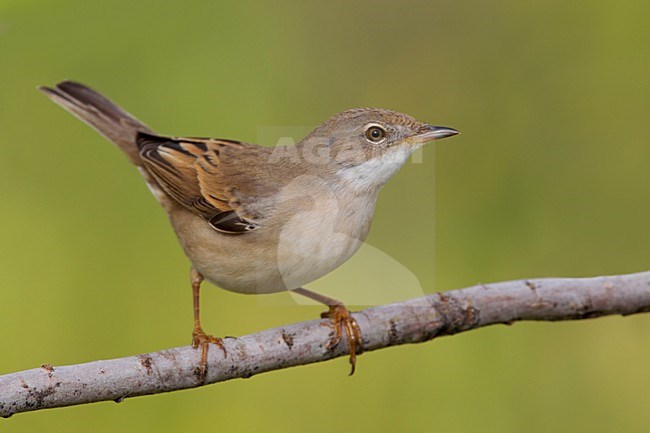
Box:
[169,199,372,295]
[273,222,365,292]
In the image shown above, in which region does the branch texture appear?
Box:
[2,271,649,417]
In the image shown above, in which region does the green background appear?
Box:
[1,0,649,432]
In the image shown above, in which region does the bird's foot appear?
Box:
[321,304,363,375]
[191,326,226,382]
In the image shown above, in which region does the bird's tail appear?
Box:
[39,81,178,210]
[38,81,152,165]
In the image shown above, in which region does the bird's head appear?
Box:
[298,108,459,189]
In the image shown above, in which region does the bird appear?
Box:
[39,81,459,379]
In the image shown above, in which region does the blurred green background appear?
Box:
[1,0,649,431]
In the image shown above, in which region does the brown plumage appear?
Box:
[136,133,260,233]
[39,80,459,378]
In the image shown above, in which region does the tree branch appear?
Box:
[2,271,649,417]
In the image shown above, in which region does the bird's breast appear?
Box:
[273,191,375,291]
[169,182,379,295]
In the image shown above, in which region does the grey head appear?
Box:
[296,108,459,189]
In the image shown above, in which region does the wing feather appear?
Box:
[136,132,259,234]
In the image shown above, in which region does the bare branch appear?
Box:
[2,271,649,417]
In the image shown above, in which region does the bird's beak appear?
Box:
[410,125,460,144]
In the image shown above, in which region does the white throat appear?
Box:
[337,146,418,191]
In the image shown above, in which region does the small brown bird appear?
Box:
[39,81,458,379]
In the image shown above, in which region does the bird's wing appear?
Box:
[136,132,259,234]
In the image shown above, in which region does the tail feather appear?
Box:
[39,81,179,211]
[38,81,152,165]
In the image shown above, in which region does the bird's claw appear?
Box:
[192,326,226,382]
[321,304,363,375]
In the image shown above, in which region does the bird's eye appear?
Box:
[365,125,386,143]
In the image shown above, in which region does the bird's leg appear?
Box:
[293,287,363,375]
[190,267,226,381]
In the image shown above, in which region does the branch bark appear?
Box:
[2,271,650,417]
